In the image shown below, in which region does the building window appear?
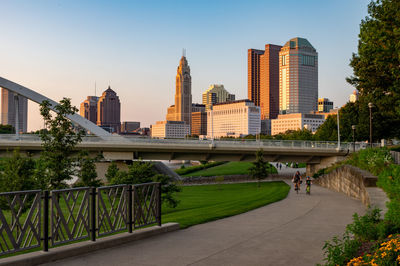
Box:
[301,55,315,66]
[282,55,286,66]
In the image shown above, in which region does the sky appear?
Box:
[0,0,370,131]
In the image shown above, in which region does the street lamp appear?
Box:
[352,125,356,152]
[368,102,374,148]
[336,107,340,150]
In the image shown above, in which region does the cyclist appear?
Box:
[292,171,301,193]
[306,176,312,195]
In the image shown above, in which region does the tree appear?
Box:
[105,162,119,184]
[274,129,313,141]
[249,149,269,187]
[75,151,102,187]
[109,161,181,208]
[0,125,14,134]
[0,150,37,193]
[314,115,338,141]
[0,151,39,212]
[39,98,84,189]
[347,0,400,139]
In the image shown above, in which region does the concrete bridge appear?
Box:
[0,134,372,175]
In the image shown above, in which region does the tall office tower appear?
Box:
[174,55,192,126]
[80,96,99,124]
[279,37,318,114]
[248,49,264,106]
[202,84,235,111]
[260,44,282,119]
[1,88,28,132]
[97,86,121,133]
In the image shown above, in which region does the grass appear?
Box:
[0,181,289,257]
[181,161,277,177]
[162,181,290,228]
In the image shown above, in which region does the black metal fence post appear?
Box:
[43,190,49,252]
[158,183,162,227]
[128,185,133,233]
[90,187,96,241]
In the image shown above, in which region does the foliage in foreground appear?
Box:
[39,98,84,189]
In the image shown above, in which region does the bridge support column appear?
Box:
[306,156,346,177]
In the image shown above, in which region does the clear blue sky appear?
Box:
[0,0,369,131]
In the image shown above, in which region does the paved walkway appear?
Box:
[42,181,365,266]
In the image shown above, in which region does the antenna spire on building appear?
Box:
[182,48,186,57]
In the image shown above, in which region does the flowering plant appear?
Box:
[347,234,400,266]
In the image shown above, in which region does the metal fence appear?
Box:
[0,183,161,256]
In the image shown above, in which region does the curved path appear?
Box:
[42,182,365,266]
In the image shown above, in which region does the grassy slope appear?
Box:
[182,161,277,177]
[162,181,290,228]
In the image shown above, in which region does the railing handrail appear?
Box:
[51,186,90,193]
[0,182,162,256]
[0,189,41,196]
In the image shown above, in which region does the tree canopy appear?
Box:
[347,0,400,140]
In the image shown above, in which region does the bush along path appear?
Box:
[320,147,400,265]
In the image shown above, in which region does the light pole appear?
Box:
[211,106,214,144]
[352,125,356,152]
[368,102,373,148]
[336,107,340,150]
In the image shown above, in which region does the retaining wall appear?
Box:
[313,165,377,206]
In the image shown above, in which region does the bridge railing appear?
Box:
[0,134,381,151]
[0,183,161,257]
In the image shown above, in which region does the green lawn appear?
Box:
[162,181,289,228]
[181,161,277,177]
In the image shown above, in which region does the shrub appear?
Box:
[174,161,226,175]
[322,232,361,266]
[346,208,382,242]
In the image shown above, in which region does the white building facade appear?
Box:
[271,113,325,135]
[151,120,190,139]
[207,100,261,138]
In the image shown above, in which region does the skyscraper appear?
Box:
[165,55,192,127]
[1,88,28,132]
[260,44,282,119]
[202,84,235,111]
[174,55,192,126]
[80,96,99,124]
[279,37,318,114]
[97,86,121,133]
[248,44,281,120]
[248,49,264,106]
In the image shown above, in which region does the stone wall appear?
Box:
[313,165,377,206]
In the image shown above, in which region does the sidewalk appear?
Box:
[42,182,365,266]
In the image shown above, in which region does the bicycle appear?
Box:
[306,184,311,195]
[294,182,300,194]
[305,176,312,195]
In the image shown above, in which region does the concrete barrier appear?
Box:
[0,223,180,266]
[313,165,377,206]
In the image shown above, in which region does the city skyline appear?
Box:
[0,0,369,131]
